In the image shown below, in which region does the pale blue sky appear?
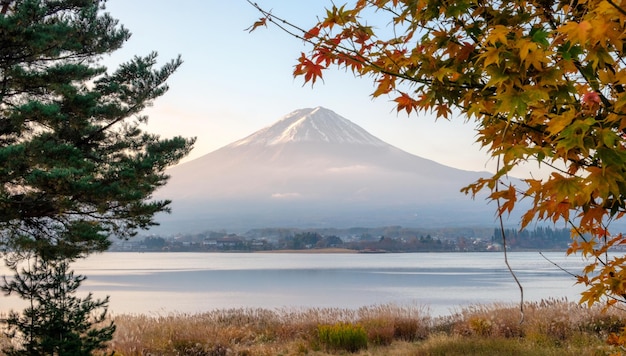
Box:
[103,0,515,175]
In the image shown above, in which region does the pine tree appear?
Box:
[0,0,194,259]
[2,256,115,355]
[1,0,194,352]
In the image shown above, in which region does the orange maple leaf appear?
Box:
[394,92,419,115]
[304,26,321,40]
[313,47,336,66]
[456,42,475,62]
[294,53,325,85]
[246,17,267,33]
[436,103,451,119]
[372,75,395,97]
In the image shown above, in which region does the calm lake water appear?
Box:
[0,252,590,317]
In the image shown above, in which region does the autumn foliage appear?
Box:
[249,0,626,340]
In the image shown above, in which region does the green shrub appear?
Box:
[317,322,368,352]
[469,316,493,336]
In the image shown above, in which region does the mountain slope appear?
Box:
[153,107,500,233]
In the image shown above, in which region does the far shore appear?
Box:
[255,248,358,254]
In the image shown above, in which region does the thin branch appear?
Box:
[606,0,626,17]
[539,251,579,278]
[247,1,433,86]
[567,219,608,267]
[495,155,524,324]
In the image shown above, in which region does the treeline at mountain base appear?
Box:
[114,226,575,253]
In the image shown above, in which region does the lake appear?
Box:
[0,251,590,317]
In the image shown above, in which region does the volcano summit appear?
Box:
[153,107,496,233]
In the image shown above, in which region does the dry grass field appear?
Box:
[90,298,625,356]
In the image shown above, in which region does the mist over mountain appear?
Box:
[152,107,507,234]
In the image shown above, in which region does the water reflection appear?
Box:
[0,252,587,316]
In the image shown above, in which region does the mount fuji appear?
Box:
[152,107,500,233]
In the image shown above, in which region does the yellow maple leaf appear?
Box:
[372,75,395,97]
[518,39,536,63]
[480,46,503,68]
[559,20,592,45]
[545,110,576,136]
[486,25,510,45]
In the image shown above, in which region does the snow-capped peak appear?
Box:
[229,107,388,147]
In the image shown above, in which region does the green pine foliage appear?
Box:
[0,0,195,259]
[1,257,116,355]
[0,0,194,353]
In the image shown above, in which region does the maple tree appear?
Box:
[249,0,626,342]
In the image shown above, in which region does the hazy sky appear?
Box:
[103,1,536,177]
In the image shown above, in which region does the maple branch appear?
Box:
[247,1,306,37]
[495,156,525,325]
[568,219,607,268]
[539,251,579,278]
[247,0,432,86]
[249,0,515,112]
[606,0,626,17]
[568,215,626,305]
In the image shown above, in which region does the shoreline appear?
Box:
[254,248,358,254]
